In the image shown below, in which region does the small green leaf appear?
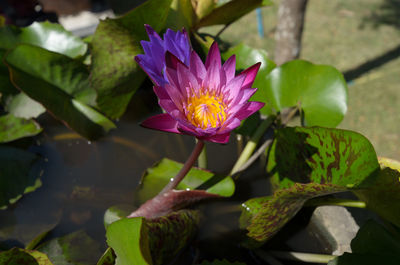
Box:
[253,60,348,127]
[195,0,272,28]
[328,220,400,265]
[268,127,379,190]
[136,158,235,204]
[5,93,45,119]
[106,218,153,265]
[0,114,42,143]
[90,0,173,119]
[104,204,135,228]
[146,210,199,265]
[240,183,346,247]
[107,211,199,265]
[5,44,115,140]
[37,230,102,265]
[0,207,61,248]
[354,158,400,227]
[97,248,115,265]
[165,0,195,29]
[0,21,87,58]
[0,248,54,265]
[0,146,42,208]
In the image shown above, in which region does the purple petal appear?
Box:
[222,55,236,84]
[204,132,231,144]
[218,117,241,134]
[234,101,265,120]
[141,113,181,134]
[240,62,261,89]
[189,51,207,81]
[224,74,246,103]
[205,42,222,70]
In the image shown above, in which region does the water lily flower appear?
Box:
[135,24,191,86]
[141,42,264,144]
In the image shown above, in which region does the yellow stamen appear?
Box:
[186,91,227,129]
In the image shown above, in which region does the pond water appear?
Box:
[0,88,324,264]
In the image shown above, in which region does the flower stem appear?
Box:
[197,139,207,169]
[230,115,275,176]
[159,140,205,194]
[305,197,367,209]
[267,250,336,264]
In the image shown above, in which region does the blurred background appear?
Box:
[1,0,399,159]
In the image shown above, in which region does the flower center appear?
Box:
[186,92,227,129]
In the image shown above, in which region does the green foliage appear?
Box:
[136,158,235,204]
[328,220,400,265]
[37,230,102,265]
[252,60,348,127]
[4,93,45,119]
[0,146,42,209]
[240,127,380,246]
[107,210,199,265]
[5,44,115,140]
[90,0,173,119]
[268,127,379,190]
[0,114,42,143]
[354,158,400,227]
[0,21,87,58]
[194,0,272,28]
[240,183,346,247]
[106,218,153,265]
[166,0,195,29]
[0,248,54,265]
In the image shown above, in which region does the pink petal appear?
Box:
[165,51,182,71]
[141,113,181,134]
[218,117,241,134]
[204,58,220,91]
[233,88,257,105]
[234,101,264,120]
[189,51,206,81]
[205,42,222,70]
[222,55,236,83]
[159,99,180,113]
[224,74,246,102]
[241,62,261,89]
[204,132,231,144]
[153,85,170,100]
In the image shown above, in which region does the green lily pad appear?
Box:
[37,230,102,265]
[136,158,235,204]
[104,204,135,229]
[328,220,400,265]
[0,248,54,265]
[194,0,272,28]
[0,21,87,58]
[268,127,379,190]
[4,93,46,119]
[165,0,195,29]
[0,114,42,143]
[90,0,172,119]
[354,158,400,227]
[106,217,153,265]
[240,183,346,247]
[5,44,115,140]
[253,60,348,127]
[0,146,42,209]
[106,210,199,265]
[239,126,380,246]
